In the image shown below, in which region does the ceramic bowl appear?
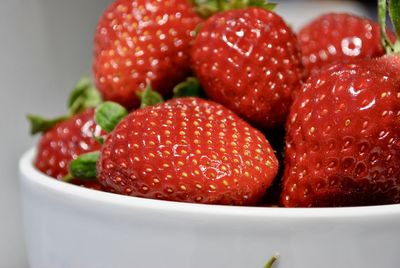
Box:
[19,148,400,268]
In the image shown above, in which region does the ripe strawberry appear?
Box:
[97,97,279,205]
[69,179,105,191]
[191,7,303,130]
[299,13,393,76]
[93,0,201,109]
[35,109,104,180]
[282,57,400,207]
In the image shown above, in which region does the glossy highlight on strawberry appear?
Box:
[97,97,279,205]
[282,58,400,207]
[93,0,201,109]
[192,7,303,131]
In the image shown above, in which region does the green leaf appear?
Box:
[138,81,164,108]
[173,77,204,98]
[216,0,225,10]
[389,0,400,40]
[229,0,276,11]
[27,114,68,135]
[95,101,129,133]
[68,76,102,115]
[193,0,229,18]
[193,0,276,18]
[248,0,276,10]
[94,135,105,145]
[196,4,219,18]
[264,255,279,268]
[67,151,100,181]
[27,76,102,136]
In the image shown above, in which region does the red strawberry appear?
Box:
[93,0,201,109]
[69,179,105,191]
[191,7,303,130]
[97,97,279,205]
[35,109,104,180]
[299,13,394,76]
[282,56,400,207]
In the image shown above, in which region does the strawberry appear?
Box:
[34,108,104,180]
[281,0,400,207]
[69,179,105,191]
[298,13,394,76]
[191,7,303,130]
[29,78,106,190]
[96,97,279,205]
[93,0,201,109]
[281,57,400,207]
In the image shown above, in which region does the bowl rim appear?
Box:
[19,147,400,219]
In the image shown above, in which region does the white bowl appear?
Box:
[19,148,400,268]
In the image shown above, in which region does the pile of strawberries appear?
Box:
[29,0,400,207]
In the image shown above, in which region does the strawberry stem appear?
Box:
[95,102,129,133]
[264,254,279,268]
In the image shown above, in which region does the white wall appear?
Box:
[0,1,111,267]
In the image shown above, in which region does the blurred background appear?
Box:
[0,0,378,267]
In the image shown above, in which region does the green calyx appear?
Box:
[379,0,400,54]
[95,102,129,133]
[229,0,276,10]
[194,0,219,18]
[65,151,100,182]
[193,0,276,19]
[27,114,69,135]
[138,81,164,108]
[173,77,204,98]
[27,76,102,135]
[94,78,204,134]
[68,76,102,116]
